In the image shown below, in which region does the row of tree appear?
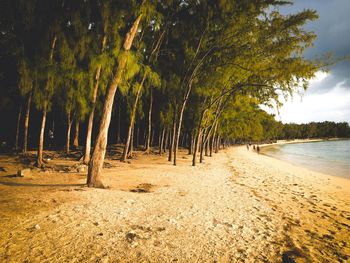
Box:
[280,121,350,139]
[1,0,325,187]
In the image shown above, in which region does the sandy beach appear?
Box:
[0,146,349,262]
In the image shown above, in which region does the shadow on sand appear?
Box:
[0,181,86,188]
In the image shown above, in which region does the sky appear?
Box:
[265,0,350,124]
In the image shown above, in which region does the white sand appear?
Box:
[0,147,349,262]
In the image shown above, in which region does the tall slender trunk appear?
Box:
[173,35,210,165]
[136,120,140,148]
[192,127,202,166]
[23,92,32,154]
[192,108,208,166]
[116,103,121,144]
[159,127,165,155]
[15,105,22,152]
[168,116,176,162]
[210,122,218,157]
[73,121,79,149]
[66,112,73,154]
[36,103,47,167]
[35,35,56,167]
[200,130,206,163]
[87,15,142,188]
[163,128,169,153]
[216,134,220,153]
[128,123,134,157]
[204,134,209,157]
[121,73,146,162]
[83,70,99,164]
[84,35,107,164]
[145,87,153,153]
[173,80,194,166]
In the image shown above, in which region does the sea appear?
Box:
[261,139,350,179]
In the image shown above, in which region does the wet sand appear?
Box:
[0,147,349,262]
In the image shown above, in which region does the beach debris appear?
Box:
[0,167,6,172]
[130,183,154,193]
[66,163,88,173]
[125,231,138,243]
[16,168,31,177]
[76,164,87,173]
[34,224,41,230]
[103,162,113,169]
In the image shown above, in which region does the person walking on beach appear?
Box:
[253,145,256,151]
[257,145,260,154]
[246,144,249,151]
[48,129,54,149]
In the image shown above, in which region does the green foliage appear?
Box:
[119,52,141,96]
[18,58,33,96]
[3,0,336,149]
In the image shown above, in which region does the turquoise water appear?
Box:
[261,140,350,179]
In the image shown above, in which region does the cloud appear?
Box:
[280,0,350,92]
[266,73,350,123]
[266,0,350,124]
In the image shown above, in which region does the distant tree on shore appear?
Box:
[281,121,350,140]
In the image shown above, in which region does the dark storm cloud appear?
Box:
[279,0,350,93]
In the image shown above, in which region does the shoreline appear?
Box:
[246,145,350,186]
[256,139,350,181]
[259,138,336,148]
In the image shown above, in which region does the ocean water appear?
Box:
[261,140,350,179]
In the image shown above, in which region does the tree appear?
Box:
[87,13,143,188]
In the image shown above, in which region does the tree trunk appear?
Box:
[66,112,73,154]
[136,120,140,148]
[36,103,47,168]
[173,102,185,166]
[73,121,79,149]
[83,35,107,164]
[23,92,32,154]
[151,130,155,147]
[35,35,56,167]
[116,103,121,144]
[173,81,194,166]
[192,108,208,166]
[128,123,134,158]
[168,115,176,162]
[215,134,220,153]
[87,15,142,188]
[192,127,202,166]
[163,128,169,153]
[188,133,193,155]
[159,127,165,155]
[83,68,100,164]
[145,87,153,153]
[15,105,22,152]
[204,134,209,157]
[210,122,218,157]
[200,129,206,163]
[121,73,146,162]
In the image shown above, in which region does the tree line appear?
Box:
[279,121,350,140]
[1,0,325,187]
